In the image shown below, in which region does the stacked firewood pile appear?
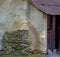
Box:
[1,30,31,55]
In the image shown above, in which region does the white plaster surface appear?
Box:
[0,0,47,53]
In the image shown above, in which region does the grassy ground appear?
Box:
[0,54,45,57]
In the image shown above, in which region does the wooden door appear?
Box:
[47,15,55,50]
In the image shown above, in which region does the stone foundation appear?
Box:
[1,30,31,55]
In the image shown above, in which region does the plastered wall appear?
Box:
[0,0,47,53]
[29,5,47,53]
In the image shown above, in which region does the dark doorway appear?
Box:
[47,15,60,50]
[47,15,55,50]
[55,15,60,50]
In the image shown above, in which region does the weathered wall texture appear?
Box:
[0,0,28,50]
[0,0,47,53]
[29,4,47,53]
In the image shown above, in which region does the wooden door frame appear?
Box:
[47,15,55,50]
